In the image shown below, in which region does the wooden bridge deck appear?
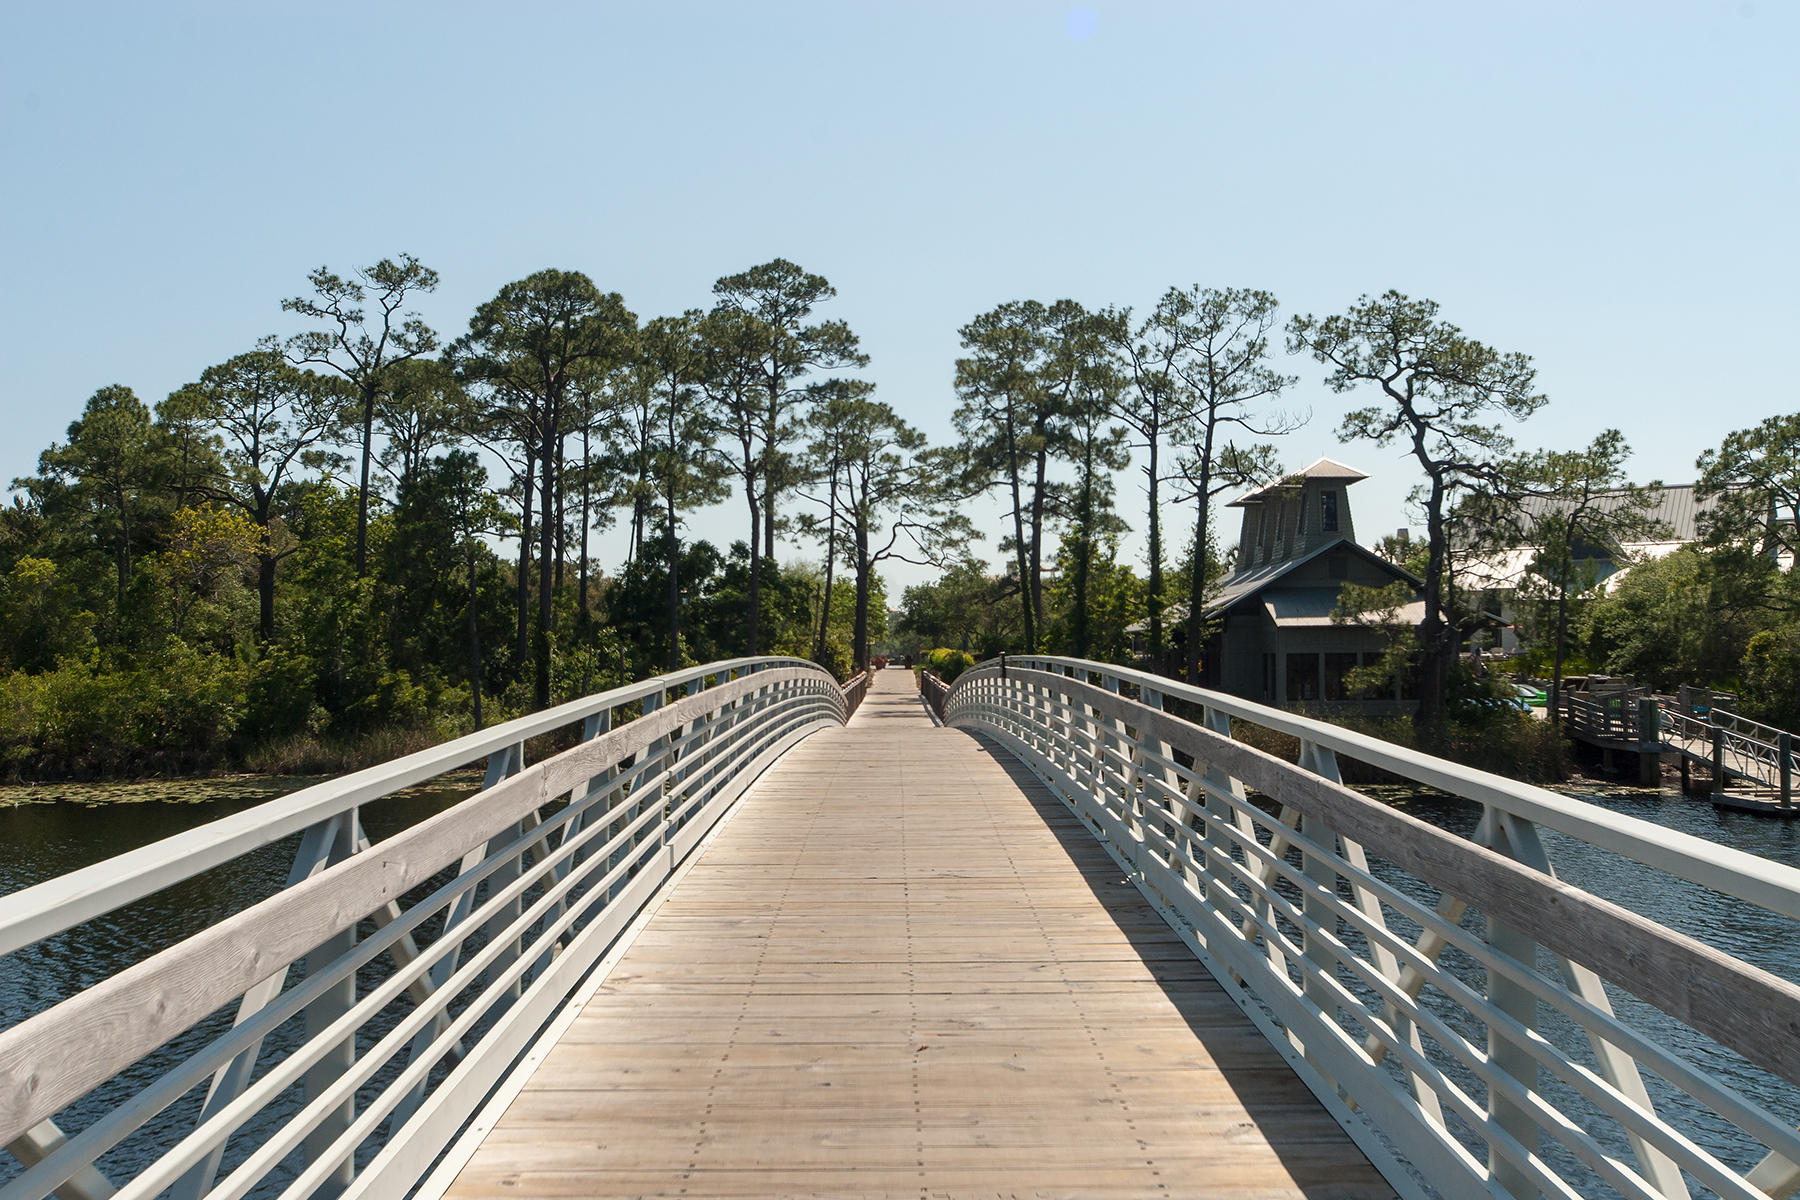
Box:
[441,671,1392,1199]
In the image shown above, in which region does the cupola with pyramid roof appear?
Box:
[1228,457,1367,568]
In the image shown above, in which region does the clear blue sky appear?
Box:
[3,1,1795,592]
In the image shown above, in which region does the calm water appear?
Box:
[2,780,1798,1195]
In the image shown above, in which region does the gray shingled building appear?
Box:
[1199,459,1425,707]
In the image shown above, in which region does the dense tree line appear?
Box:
[0,256,946,777]
[12,259,1794,778]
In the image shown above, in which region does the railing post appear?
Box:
[1492,814,1690,1198]
[1782,732,1793,809]
[1296,742,1341,1077]
[1138,688,1184,881]
[301,812,361,1198]
[1198,707,1248,901]
[1712,726,1726,795]
[173,813,355,1200]
[1638,697,1661,787]
[1484,807,1542,1200]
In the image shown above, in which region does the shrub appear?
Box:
[924,648,975,683]
[0,642,246,777]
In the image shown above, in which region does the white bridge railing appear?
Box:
[948,656,1800,1200]
[0,657,850,1200]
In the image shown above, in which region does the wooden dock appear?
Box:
[439,670,1392,1198]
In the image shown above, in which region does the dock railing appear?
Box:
[947,655,1800,1200]
[0,657,847,1200]
[1660,701,1798,801]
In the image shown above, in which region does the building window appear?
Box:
[1321,489,1339,533]
[1274,505,1286,549]
[1324,652,1359,701]
[1286,652,1320,703]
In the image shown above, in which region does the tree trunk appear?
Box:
[535,398,559,710]
[853,525,871,672]
[554,436,567,590]
[816,469,839,663]
[468,552,485,731]
[1029,444,1049,636]
[1003,405,1034,652]
[1184,425,1216,683]
[355,383,376,577]
[764,380,780,563]
[746,481,763,656]
[664,490,681,672]
[1417,473,1451,726]
[258,549,276,643]
[1073,459,1093,659]
[579,425,592,622]
[1145,431,1164,673]
[628,475,647,569]
[515,450,535,675]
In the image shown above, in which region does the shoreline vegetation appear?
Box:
[6,254,1798,793]
[0,768,488,809]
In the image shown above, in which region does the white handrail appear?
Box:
[995,655,1800,919]
[0,656,818,957]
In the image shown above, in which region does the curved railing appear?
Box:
[946,656,1800,1200]
[0,657,848,1200]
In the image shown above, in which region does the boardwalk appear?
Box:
[442,670,1392,1199]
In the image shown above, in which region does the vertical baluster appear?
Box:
[301,813,361,1198]
[618,690,665,901]
[6,1121,116,1200]
[1494,814,1690,1199]
[1483,806,1543,1200]
[169,814,351,1200]
[1295,741,1341,1077]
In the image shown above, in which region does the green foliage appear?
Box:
[0,642,246,777]
[1581,547,1763,692]
[1290,292,1545,720]
[1333,581,1419,699]
[923,647,975,682]
[0,556,95,672]
[893,562,1023,660]
[1043,537,1142,664]
[1697,413,1800,566]
[1740,626,1800,731]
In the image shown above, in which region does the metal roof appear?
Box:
[1206,536,1423,615]
[1228,457,1369,507]
[1515,483,1716,543]
[1261,587,1427,627]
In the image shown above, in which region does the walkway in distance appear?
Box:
[441,670,1393,1198]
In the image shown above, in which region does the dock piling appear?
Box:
[1782,732,1793,809]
